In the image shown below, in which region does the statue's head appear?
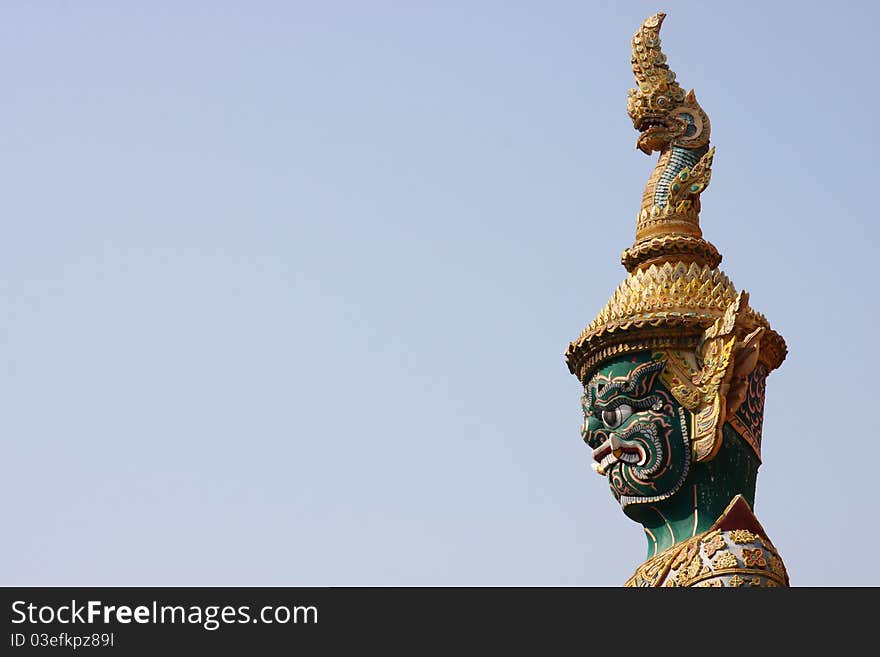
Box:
[580,346,773,521]
[570,286,784,519]
[581,353,689,510]
[626,13,710,154]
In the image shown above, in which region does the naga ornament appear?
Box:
[565,13,789,587]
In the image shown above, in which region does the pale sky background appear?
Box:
[2,1,877,586]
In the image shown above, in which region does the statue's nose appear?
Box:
[609,433,624,458]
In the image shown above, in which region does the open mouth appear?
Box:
[638,118,667,132]
[591,436,647,475]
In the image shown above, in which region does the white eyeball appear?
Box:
[601,404,633,429]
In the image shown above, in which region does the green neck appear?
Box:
[626,426,759,557]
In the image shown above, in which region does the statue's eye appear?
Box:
[601,404,633,429]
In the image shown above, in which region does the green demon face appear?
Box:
[581,352,691,510]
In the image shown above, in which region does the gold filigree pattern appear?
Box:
[742,548,767,568]
[566,261,786,394]
[621,234,721,272]
[712,551,739,570]
[623,528,788,587]
[702,533,727,558]
[577,262,736,342]
[625,13,715,272]
[729,529,758,545]
[686,553,704,580]
[624,546,679,587]
[671,540,699,571]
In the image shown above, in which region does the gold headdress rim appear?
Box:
[565,261,786,385]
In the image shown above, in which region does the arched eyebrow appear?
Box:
[585,360,666,412]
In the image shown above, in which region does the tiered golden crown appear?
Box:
[565,13,785,385]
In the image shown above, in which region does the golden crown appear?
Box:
[565,13,786,387]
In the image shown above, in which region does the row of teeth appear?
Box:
[591,449,645,475]
[590,453,618,476]
[641,120,665,129]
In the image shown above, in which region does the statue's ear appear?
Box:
[692,291,755,462]
[727,326,763,415]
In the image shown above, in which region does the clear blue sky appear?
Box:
[2,1,877,585]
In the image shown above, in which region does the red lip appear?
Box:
[592,435,643,463]
[592,442,613,462]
